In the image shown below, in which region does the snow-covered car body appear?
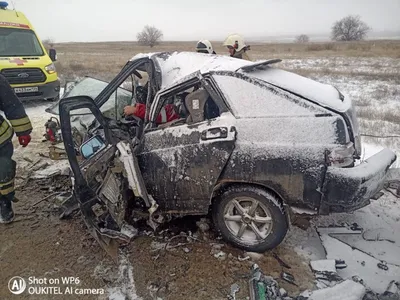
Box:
[56,52,396,255]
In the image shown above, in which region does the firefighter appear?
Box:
[196,40,216,54]
[223,33,251,61]
[0,74,32,224]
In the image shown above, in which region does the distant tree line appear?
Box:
[295,15,371,43]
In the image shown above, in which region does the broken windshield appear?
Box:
[46,77,133,117]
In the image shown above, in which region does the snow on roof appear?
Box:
[131,51,252,88]
[131,52,353,112]
[248,68,352,113]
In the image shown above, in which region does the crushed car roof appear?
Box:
[131,51,252,88]
[131,52,351,112]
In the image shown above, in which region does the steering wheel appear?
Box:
[120,114,143,127]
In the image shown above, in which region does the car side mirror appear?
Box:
[80,135,106,159]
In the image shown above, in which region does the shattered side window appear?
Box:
[213,75,320,118]
[46,77,132,117]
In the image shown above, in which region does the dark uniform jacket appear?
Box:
[0,74,33,148]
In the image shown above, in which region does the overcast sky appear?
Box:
[10,0,400,42]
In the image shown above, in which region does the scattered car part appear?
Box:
[238,255,250,261]
[317,226,363,235]
[371,191,385,200]
[310,259,337,273]
[48,145,67,160]
[352,275,365,285]
[43,117,62,144]
[378,261,389,271]
[249,264,283,300]
[335,259,347,269]
[228,283,240,300]
[281,272,297,286]
[58,194,79,219]
[249,264,266,300]
[273,252,291,269]
[350,222,363,231]
[385,280,399,295]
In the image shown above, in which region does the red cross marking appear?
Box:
[9,58,27,66]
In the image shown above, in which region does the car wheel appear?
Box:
[212,185,288,253]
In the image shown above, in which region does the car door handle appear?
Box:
[201,127,228,141]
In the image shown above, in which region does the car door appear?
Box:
[57,58,156,260]
[138,79,237,214]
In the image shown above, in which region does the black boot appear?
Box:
[0,197,14,224]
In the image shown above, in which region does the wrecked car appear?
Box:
[47,52,397,258]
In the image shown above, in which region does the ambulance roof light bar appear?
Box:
[0,1,8,9]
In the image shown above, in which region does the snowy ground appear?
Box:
[282,56,400,298]
[9,56,400,299]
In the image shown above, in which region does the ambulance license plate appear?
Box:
[14,87,39,93]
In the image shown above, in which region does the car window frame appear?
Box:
[94,58,154,109]
[146,73,229,131]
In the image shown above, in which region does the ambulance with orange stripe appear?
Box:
[0,1,60,101]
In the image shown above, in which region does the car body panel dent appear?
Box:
[139,117,237,214]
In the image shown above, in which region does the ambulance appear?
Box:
[0,1,60,101]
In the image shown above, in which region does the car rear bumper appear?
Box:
[320,148,396,213]
[14,79,60,101]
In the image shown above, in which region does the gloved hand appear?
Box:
[18,135,31,147]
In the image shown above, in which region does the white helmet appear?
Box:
[196,40,215,54]
[223,34,246,51]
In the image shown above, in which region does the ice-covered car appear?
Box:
[52,52,396,258]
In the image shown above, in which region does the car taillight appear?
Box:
[327,142,355,167]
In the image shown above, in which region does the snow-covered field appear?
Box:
[11,55,400,299]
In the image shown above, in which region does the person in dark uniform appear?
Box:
[0,74,32,223]
[49,44,57,62]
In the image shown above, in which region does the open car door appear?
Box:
[59,95,152,262]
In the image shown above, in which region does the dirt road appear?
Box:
[0,177,314,300]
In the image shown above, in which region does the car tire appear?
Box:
[212,185,288,253]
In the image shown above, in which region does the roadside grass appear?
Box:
[53,40,400,82]
[54,39,400,145]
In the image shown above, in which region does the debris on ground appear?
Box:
[213,251,227,261]
[281,271,297,286]
[304,279,366,300]
[245,251,264,261]
[316,224,400,294]
[196,218,210,233]
[228,283,240,300]
[238,255,251,261]
[273,252,291,268]
[309,259,343,288]
[378,262,389,271]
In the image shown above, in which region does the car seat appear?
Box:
[185,88,210,124]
